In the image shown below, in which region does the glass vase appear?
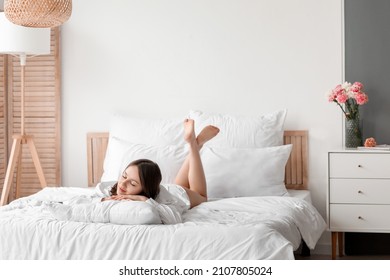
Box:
[345,117,363,148]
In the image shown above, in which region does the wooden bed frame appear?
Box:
[87,130,308,190]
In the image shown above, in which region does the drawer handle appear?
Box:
[358,190,363,194]
[358,216,364,220]
[358,164,362,168]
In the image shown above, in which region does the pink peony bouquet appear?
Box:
[327,81,369,120]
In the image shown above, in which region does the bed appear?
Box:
[0,110,326,260]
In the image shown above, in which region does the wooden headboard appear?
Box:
[87,130,308,190]
[283,130,308,190]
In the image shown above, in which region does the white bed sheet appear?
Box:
[0,187,325,260]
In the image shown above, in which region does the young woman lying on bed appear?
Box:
[93,119,220,224]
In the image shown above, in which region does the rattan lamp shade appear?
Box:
[4,0,72,28]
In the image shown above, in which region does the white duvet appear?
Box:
[0,187,326,260]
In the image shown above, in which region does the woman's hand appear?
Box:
[102,195,148,202]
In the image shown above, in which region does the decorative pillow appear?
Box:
[101,137,187,183]
[47,200,162,225]
[188,109,287,148]
[201,144,292,199]
[109,113,186,147]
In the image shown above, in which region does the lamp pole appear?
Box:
[20,54,25,135]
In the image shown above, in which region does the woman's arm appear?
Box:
[102,194,148,202]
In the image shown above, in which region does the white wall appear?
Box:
[62,0,344,252]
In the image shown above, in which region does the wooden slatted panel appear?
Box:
[0,55,7,193]
[7,28,61,200]
[87,131,309,190]
[284,130,308,190]
[87,132,109,187]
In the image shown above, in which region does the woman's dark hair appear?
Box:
[110,159,162,199]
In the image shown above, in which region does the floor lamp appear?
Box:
[0,13,51,206]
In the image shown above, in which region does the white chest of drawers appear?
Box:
[327,150,390,259]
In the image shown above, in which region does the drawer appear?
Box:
[330,204,390,232]
[329,179,390,204]
[329,153,390,178]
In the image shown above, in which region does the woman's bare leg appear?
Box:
[175,119,219,208]
[174,122,219,190]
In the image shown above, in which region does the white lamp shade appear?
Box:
[0,12,50,55]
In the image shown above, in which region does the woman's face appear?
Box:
[117,165,143,195]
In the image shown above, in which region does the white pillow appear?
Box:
[101,137,187,183]
[101,137,129,182]
[201,144,292,199]
[47,200,162,225]
[109,113,186,147]
[188,109,287,148]
[109,201,162,225]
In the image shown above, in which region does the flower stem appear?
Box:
[336,102,349,118]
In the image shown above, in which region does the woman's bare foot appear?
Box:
[183,119,197,144]
[196,125,220,148]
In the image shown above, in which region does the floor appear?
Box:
[295,253,390,260]
[295,237,390,260]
